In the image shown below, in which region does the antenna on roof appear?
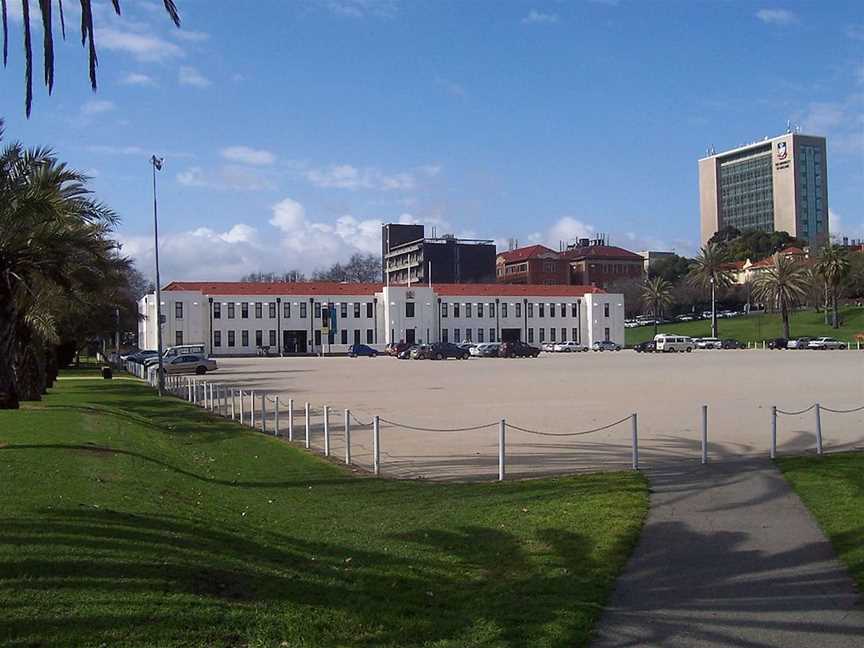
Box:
[786,120,792,134]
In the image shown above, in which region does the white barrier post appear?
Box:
[231,387,236,420]
[209,383,214,410]
[499,419,506,481]
[344,409,351,464]
[288,399,294,441]
[323,406,330,456]
[701,405,708,465]
[815,403,823,455]
[250,391,256,428]
[770,406,777,459]
[239,390,244,425]
[305,402,311,449]
[262,394,267,434]
[373,415,380,476]
[274,396,280,436]
[631,413,639,470]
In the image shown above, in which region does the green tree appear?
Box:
[814,244,850,329]
[647,254,692,284]
[752,254,812,339]
[640,276,674,336]
[688,243,733,338]
[1,1,180,116]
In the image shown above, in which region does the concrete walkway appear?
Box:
[592,459,864,647]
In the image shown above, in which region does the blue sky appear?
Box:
[2,0,862,281]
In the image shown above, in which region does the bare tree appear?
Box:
[240,271,307,283]
[312,254,381,283]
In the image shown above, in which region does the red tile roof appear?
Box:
[497,244,559,263]
[163,281,605,297]
[720,260,747,271]
[561,245,644,261]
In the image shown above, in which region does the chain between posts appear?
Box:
[506,414,634,437]
[377,418,499,433]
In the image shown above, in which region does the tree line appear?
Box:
[240,254,382,284]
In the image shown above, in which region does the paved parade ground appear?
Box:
[213,350,864,480]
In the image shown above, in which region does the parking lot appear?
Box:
[211,350,864,480]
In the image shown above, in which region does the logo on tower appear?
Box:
[776,141,787,160]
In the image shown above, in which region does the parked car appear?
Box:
[808,337,847,350]
[409,344,433,359]
[499,341,541,358]
[654,334,694,353]
[144,343,206,367]
[397,345,418,359]
[429,342,471,359]
[767,337,789,350]
[387,341,411,356]
[592,340,622,352]
[696,337,722,350]
[161,354,217,375]
[633,341,656,353]
[470,342,500,357]
[721,338,746,350]
[126,350,159,364]
[553,341,589,352]
[787,337,813,350]
[675,314,695,322]
[348,344,378,357]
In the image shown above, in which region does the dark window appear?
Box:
[572,327,578,341]
[489,328,495,342]
[478,303,484,318]
[354,330,361,344]
[478,328,484,342]
[366,302,373,318]
[269,303,276,318]
[604,303,610,317]
[550,328,556,342]
[406,302,415,318]
[550,303,555,318]
[489,303,495,318]
[241,303,249,319]
[442,303,449,318]
[269,330,276,347]
[561,327,566,341]
[604,327,610,341]
[516,303,522,318]
[255,330,263,347]
[454,328,461,342]
[454,303,460,318]
[213,302,221,319]
[354,303,361,318]
[314,303,321,319]
[561,303,566,317]
[466,328,473,341]
[539,303,545,318]
[502,303,508,318]
[284,302,291,318]
[228,303,235,319]
[366,329,373,343]
[175,330,183,345]
[214,330,221,347]
[466,303,472,318]
[571,303,577,317]
[527,303,533,317]
[528,328,534,343]
[328,331,335,345]
[300,303,307,318]
[175,302,183,319]
[442,328,449,342]
[314,330,321,346]
[228,331,235,347]
[539,328,545,342]
[341,303,348,318]
[341,329,348,344]
[255,303,263,319]
[242,330,249,346]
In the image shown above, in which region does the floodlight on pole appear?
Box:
[151,155,165,397]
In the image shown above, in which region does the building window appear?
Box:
[539,303,545,318]
[228,303,235,319]
[550,328,556,342]
[314,330,321,346]
[550,303,555,318]
[213,302,221,319]
[478,328,484,342]
[489,328,495,342]
[300,303,308,318]
[466,303,472,318]
[255,303,263,319]
[528,328,534,343]
[366,302,374,318]
[442,303,449,318]
[175,302,183,319]
[502,303,508,318]
[341,330,348,345]
[314,303,321,319]
[269,330,276,347]
[366,329,374,343]
[442,328,449,343]
[604,303,610,318]
[571,303,577,317]
[341,303,348,318]
[561,303,566,317]
[242,330,249,347]
[454,303,461,318]
[604,327,610,342]
[539,328,545,342]
[572,327,578,342]
[516,303,522,318]
[269,303,276,318]
[466,329,473,342]
[561,327,566,342]
[284,302,291,319]
[241,303,249,319]
[255,330,263,347]
[175,330,183,345]
[454,328,461,342]
[478,303,484,318]
[354,303,361,318]
[214,330,221,347]
[228,330,235,347]
[406,302,415,318]
[489,303,495,318]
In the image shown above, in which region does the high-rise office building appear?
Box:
[699,133,828,245]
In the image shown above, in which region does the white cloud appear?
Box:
[304,164,416,191]
[172,29,210,43]
[221,146,277,166]
[178,66,211,88]
[121,72,157,86]
[794,88,864,155]
[98,27,184,62]
[547,217,597,245]
[829,208,864,240]
[320,0,398,18]
[755,9,798,26]
[81,99,116,116]
[522,10,559,25]
[88,144,146,155]
[176,165,275,191]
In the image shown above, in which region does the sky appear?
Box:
[1,0,862,283]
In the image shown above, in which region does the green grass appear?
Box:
[778,453,864,592]
[625,306,864,346]
[0,373,648,648]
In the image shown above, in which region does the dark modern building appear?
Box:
[382,223,496,285]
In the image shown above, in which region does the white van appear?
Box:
[654,334,694,353]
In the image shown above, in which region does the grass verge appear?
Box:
[777,452,864,592]
[0,372,647,648]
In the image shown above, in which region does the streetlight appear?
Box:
[710,276,716,338]
[151,155,165,397]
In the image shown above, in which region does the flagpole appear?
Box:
[151,155,165,397]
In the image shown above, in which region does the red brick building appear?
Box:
[562,243,645,288]
[496,245,570,285]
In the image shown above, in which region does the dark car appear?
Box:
[633,341,656,353]
[397,345,419,360]
[429,342,471,360]
[126,350,159,364]
[348,344,378,357]
[767,337,788,350]
[499,341,541,358]
[387,341,411,357]
[721,338,746,349]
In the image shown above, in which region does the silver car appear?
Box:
[808,337,847,350]
[162,354,218,375]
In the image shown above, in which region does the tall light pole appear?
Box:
[151,155,165,397]
[710,276,717,338]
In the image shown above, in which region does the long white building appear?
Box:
[138,281,625,355]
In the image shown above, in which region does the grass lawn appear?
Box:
[625,306,864,346]
[777,453,864,592]
[0,372,647,648]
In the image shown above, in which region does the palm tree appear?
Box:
[814,244,850,329]
[0,120,122,408]
[1,1,180,116]
[752,254,811,339]
[688,243,733,338]
[641,276,674,336]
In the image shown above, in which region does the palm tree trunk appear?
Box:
[831,290,839,329]
[781,299,791,339]
[653,300,658,336]
[0,295,20,409]
[824,283,830,325]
